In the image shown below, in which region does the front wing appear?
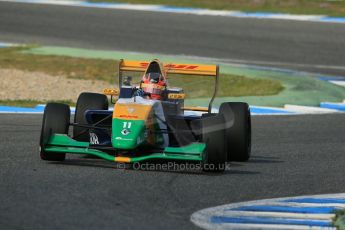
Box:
[43,134,205,163]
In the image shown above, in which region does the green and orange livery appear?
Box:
[39,59,251,172]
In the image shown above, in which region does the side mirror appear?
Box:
[123,76,132,86]
[168,93,185,100]
[103,88,119,96]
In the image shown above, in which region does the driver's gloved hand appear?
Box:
[134,88,145,97]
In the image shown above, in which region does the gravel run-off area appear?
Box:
[0,68,114,102]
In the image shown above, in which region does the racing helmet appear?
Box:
[141,72,166,100]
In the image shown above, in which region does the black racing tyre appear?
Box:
[219,102,251,162]
[73,92,108,142]
[201,114,227,172]
[40,103,70,161]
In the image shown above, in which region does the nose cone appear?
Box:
[112,98,155,150]
[112,119,146,150]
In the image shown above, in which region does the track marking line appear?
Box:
[320,102,345,111]
[284,105,341,114]
[191,193,345,230]
[192,222,336,230]
[211,215,332,227]
[220,211,335,220]
[0,42,18,48]
[329,80,345,87]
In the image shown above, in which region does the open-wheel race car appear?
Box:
[39,59,251,172]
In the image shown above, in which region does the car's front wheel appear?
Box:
[40,103,70,161]
[73,92,108,142]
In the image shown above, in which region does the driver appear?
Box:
[136,72,166,100]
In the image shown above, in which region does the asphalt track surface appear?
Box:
[1,113,345,229]
[1,1,345,76]
[1,2,345,229]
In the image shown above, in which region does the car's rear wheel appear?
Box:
[40,103,70,161]
[73,92,108,142]
[201,114,227,172]
[219,102,251,162]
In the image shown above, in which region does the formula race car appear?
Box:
[39,59,251,172]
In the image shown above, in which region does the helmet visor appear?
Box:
[148,73,162,83]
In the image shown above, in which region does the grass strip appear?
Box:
[334,210,345,230]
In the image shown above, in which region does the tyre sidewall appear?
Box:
[73,92,108,141]
[219,102,251,162]
[40,103,70,161]
[202,114,226,172]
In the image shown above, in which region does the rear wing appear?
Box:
[118,59,219,112]
[118,59,218,76]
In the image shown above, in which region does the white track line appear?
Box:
[215,211,335,220]
[329,80,345,87]
[238,201,345,208]
[284,104,340,114]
